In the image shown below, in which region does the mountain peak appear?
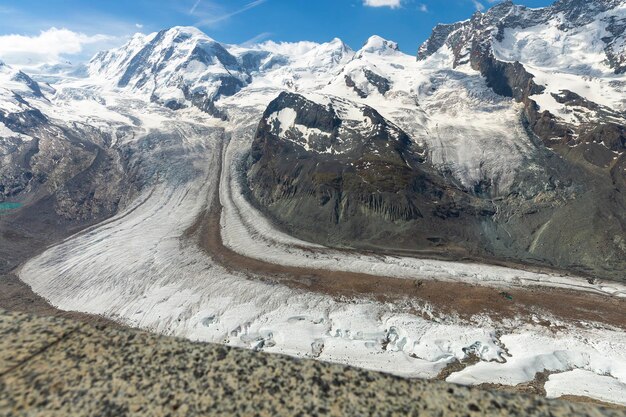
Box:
[554,0,618,7]
[485,0,515,15]
[328,37,349,49]
[321,37,353,55]
[0,60,16,74]
[164,26,209,39]
[359,35,399,55]
[155,26,217,46]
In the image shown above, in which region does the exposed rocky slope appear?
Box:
[246,0,626,280]
[247,92,495,250]
[0,62,128,216]
[0,61,133,272]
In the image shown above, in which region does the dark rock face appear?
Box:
[247,92,498,253]
[471,49,545,102]
[11,72,45,99]
[264,93,341,135]
[552,90,600,110]
[0,107,48,134]
[523,101,573,144]
[578,124,626,151]
[344,76,367,98]
[417,23,464,60]
[549,90,626,151]
[604,16,626,74]
[363,70,391,95]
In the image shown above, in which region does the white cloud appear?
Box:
[363,0,403,9]
[0,27,116,67]
[135,23,144,29]
[196,0,267,26]
[189,0,202,15]
[419,3,428,12]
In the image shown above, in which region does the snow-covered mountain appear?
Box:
[244,0,625,279]
[419,0,626,75]
[88,27,354,118]
[1,0,625,280]
[2,0,626,407]
[418,0,626,150]
[325,35,410,100]
[88,26,251,118]
[0,60,47,108]
[247,37,354,87]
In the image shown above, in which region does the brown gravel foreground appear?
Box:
[0,273,122,328]
[2,309,622,417]
[190,164,626,328]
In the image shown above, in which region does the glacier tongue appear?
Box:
[2,0,626,407]
[15,93,626,408]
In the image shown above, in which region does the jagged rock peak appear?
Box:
[481,0,517,18]
[418,0,626,62]
[417,22,465,59]
[553,0,624,10]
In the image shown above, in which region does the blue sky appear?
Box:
[0,0,555,66]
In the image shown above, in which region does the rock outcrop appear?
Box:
[247,92,493,251]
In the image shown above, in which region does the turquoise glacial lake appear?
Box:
[0,202,22,212]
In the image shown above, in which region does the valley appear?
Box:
[0,0,625,407]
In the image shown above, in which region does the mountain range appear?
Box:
[0,0,625,281]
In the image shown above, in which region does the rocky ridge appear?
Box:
[247,92,496,249]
